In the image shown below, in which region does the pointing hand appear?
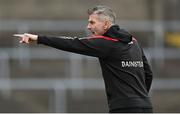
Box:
[13,33,38,44]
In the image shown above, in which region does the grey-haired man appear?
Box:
[14,5,153,113]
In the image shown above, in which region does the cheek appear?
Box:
[95,24,105,33]
[93,23,102,30]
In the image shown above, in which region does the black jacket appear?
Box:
[37,25,153,110]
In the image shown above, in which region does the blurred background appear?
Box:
[0,0,180,112]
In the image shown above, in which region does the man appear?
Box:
[14,5,153,113]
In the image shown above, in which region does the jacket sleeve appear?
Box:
[37,35,111,58]
[142,50,153,92]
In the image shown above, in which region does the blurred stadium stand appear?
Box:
[0,0,180,112]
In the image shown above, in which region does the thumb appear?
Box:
[24,33,38,41]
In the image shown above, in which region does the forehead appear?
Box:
[88,14,100,21]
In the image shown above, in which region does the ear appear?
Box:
[103,20,110,30]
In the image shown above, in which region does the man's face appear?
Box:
[87,14,107,36]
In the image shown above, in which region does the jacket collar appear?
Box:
[103,25,132,43]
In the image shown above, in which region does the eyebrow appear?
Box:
[88,20,95,24]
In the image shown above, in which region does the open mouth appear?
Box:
[90,30,95,35]
[88,29,96,35]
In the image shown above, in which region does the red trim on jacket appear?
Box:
[88,35,119,42]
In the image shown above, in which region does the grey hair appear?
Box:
[87,5,116,24]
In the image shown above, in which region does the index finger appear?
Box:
[13,34,24,37]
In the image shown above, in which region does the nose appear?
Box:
[87,23,91,30]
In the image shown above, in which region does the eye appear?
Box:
[89,21,95,25]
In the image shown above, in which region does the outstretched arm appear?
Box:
[13,33,112,58]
